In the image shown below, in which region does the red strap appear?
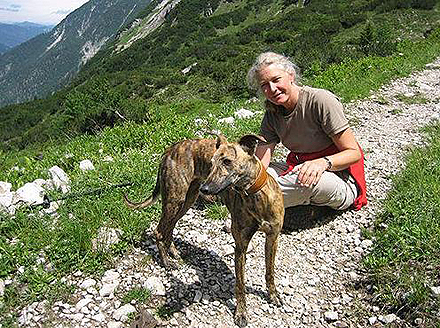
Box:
[284,144,367,210]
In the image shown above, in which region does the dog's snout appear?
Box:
[199,183,211,195]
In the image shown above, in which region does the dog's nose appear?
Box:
[199,183,210,195]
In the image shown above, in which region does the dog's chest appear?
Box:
[222,191,271,224]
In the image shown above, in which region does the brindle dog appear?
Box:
[124,134,284,327]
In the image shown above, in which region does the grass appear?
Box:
[122,287,151,305]
[205,202,229,221]
[395,92,429,105]
[1,30,440,326]
[363,124,440,325]
[308,35,440,102]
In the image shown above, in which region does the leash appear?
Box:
[30,181,134,209]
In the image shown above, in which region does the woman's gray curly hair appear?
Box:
[247,52,300,92]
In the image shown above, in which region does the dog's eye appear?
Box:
[223,158,232,166]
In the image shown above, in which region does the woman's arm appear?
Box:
[326,128,361,171]
[293,128,361,187]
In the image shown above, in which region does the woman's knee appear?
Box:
[310,172,355,209]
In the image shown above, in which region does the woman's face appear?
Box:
[257,64,296,109]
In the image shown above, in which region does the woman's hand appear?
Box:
[292,158,329,187]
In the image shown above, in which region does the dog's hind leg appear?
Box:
[154,180,201,268]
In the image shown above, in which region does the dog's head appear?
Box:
[199,134,265,195]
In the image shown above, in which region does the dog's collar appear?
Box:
[247,158,269,194]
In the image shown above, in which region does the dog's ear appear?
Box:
[206,131,227,149]
[215,134,227,149]
[238,134,266,156]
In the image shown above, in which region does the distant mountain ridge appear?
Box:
[0,0,151,108]
[0,21,53,54]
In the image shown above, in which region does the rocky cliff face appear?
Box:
[0,0,151,108]
[115,0,182,53]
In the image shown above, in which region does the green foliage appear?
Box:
[3,0,440,151]
[358,21,397,57]
[363,124,440,325]
[205,202,229,220]
[122,287,151,304]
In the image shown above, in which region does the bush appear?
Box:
[358,21,397,57]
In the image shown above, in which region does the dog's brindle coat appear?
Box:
[124,135,284,327]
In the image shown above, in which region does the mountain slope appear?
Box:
[0,0,439,151]
[0,22,52,54]
[0,0,151,108]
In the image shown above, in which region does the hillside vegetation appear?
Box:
[1,0,440,326]
[0,0,439,151]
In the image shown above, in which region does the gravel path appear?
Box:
[17,59,440,328]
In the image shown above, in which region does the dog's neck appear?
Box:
[247,158,269,194]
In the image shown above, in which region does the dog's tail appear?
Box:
[123,173,160,209]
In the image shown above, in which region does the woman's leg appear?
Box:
[267,162,358,210]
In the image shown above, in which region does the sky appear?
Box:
[0,0,89,25]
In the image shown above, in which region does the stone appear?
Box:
[234,108,255,119]
[100,283,118,297]
[0,279,4,297]
[0,182,13,212]
[36,300,48,313]
[144,276,166,296]
[107,321,123,328]
[71,312,85,321]
[79,160,95,171]
[13,182,45,206]
[0,181,12,194]
[91,227,122,251]
[324,311,338,322]
[430,286,440,297]
[80,278,97,289]
[379,313,398,324]
[113,304,136,321]
[218,117,234,125]
[361,239,373,249]
[48,165,70,193]
[76,298,93,311]
[92,312,106,322]
[182,62,197,74]
[102,270,120,284]
[193,290,202,303]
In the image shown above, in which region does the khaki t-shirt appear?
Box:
[260,86,349,153]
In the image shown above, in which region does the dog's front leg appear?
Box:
[264,230,283,306]
[232,224,257,327]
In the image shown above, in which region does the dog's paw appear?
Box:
[268,291,283,307]
[160,257,179,270]
[234,312,248,327]
[168,243,182,260]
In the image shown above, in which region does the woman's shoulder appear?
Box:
[302,86,339,102]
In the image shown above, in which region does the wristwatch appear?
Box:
[323,156,332,170]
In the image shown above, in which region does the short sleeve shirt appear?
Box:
[260,86,349,153]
